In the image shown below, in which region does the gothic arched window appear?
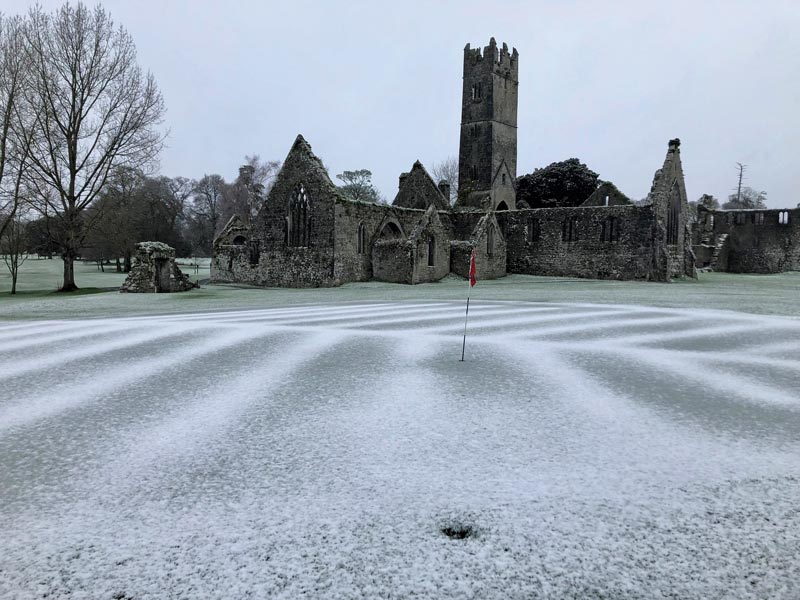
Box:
[287,184,311,247]
[427,236,435,267]
[666,183,681,245]
[487,225,494,258]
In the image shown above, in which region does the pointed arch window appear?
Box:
[427,236,436,267]
[357,222,366,254]
[666,183,681,245]
[487,225,494,258]
[287,184,311,247]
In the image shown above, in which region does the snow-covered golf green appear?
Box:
[1,264,798,598]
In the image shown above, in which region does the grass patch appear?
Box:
[1,256,798,322]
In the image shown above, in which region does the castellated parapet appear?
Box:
[463,37,519,80]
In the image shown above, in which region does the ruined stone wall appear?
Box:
[698,208,800,273]
[121,242,196,293]
[211,216,253,283]
[499,206,666,281]
[582,181,633,207]
[238,136,338,287]
[449,214,507,280]
[409,210,452,284]
[332,199,431,284]
[373,240,413,283]
[646,139,692,278]
[392,162,450,211]
[210,245,256,284]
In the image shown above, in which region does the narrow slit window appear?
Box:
[528,217,540,243]
[357,222,366,254]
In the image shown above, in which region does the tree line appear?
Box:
[0,3,290,293]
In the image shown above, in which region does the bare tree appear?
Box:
[164,176,193,228]
[0,14,34,241]
[188,174,227,254]
[84,166,143,271]
[220,156,281,226]
[430,157,458,205]
[23,3,165,291]
[1,210,29,294]
[734,162,746,205]
[243,154,281,195]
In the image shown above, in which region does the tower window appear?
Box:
[471,82,482,100]
[502,173,506,185]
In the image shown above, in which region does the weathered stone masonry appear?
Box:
[693,206,800,273]
[211,38,696,288]
[500,205,667,281]
[120,242,197,293]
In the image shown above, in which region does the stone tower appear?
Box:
[457,38,519,211]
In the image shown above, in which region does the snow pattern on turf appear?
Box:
[0,301,799,599]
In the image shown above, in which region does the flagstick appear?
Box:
[460,259,472,362]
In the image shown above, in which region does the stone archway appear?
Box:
[378,221,403,240]
[496,201,509,211]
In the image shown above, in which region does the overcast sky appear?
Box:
[6,0,799,206]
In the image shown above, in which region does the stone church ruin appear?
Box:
[212,38,698,287]
[120,242,197,293]
[692,206,799,273]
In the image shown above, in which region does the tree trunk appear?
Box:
[116,257,122,272]
[124,252,132,273]
[11,274,17,294]
[60,254,78,292]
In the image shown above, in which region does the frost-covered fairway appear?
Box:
[1,300,799,599]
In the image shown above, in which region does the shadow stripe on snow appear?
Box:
[0,322,199,381]
[82,330,348,493]
[0,324,277,434]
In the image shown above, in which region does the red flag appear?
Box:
[469,248,477,287]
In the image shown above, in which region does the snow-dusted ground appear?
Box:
[1,300,799,599]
